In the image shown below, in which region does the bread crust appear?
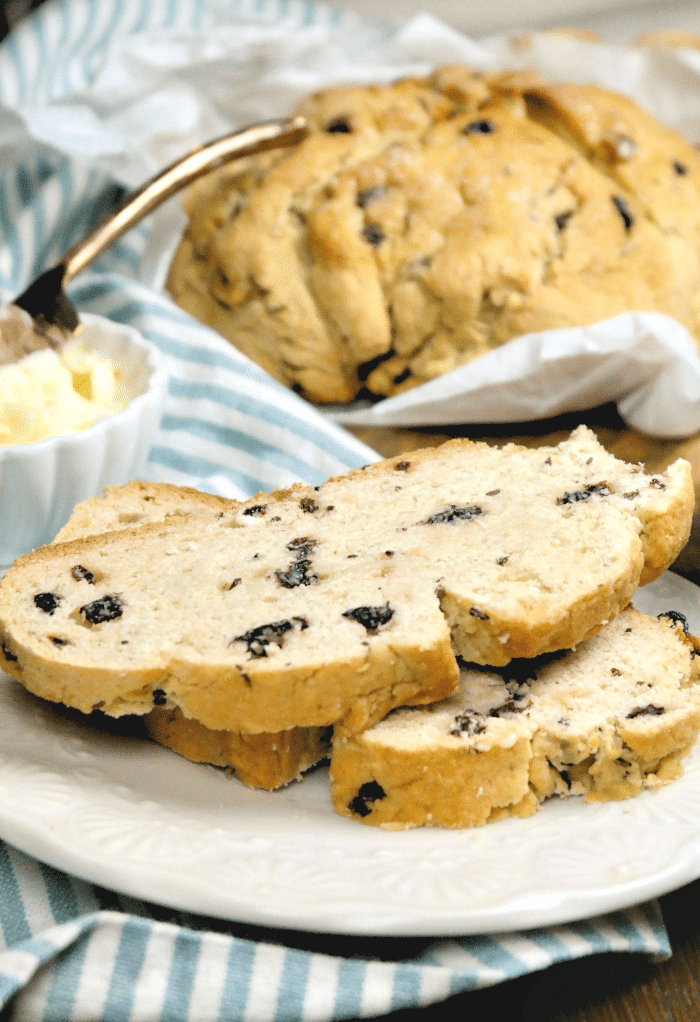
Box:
[143,706,330,789]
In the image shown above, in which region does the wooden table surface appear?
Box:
[342,402,700,1022]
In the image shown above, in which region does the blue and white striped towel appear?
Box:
[0,839,670,1022]
[0,0,678,1018]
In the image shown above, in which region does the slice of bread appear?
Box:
[52,479,329,789]
[330,608,700,828]
[0,426,692,736]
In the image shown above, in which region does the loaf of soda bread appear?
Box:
[0,427,691,737]
[53,479,330,789]
[166,66,700,402]
[330,608,700,828]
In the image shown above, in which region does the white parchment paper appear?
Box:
[9,8,700,437]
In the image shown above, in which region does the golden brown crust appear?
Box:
[143,706,330,789]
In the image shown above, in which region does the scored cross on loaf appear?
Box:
[0,426,692,738]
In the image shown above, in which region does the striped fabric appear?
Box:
[0,841,670,1021]
[0,0,677,1018]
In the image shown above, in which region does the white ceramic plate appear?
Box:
[1,571,700,936]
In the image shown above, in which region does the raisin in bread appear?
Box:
[0,427,692,734]
[330,608,700,829]
[166,66,700,402]
[52,480,330,789]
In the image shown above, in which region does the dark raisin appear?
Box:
[385,550,394,557]
[557,482,611,505]
[362,224,384,248]
[349,780,386,817]
[463,119,496,134]
[650,477,666,489]
[559,769,572,790]
[422,505,483,524]
[300,497,319,513]
[486,489,500,496]
[288,537,314,551]
[356,186,387,207]
[80,595,123,624]
[153,688,167,706]
[395,461,410,471]
[555,210,573,231]
[392,368,411,385]
[450,711,486,736]
[243,505,266,517]
[326,506,334,512]
[470,607,489,620]
[271,516,281,522]
[50,637,68,646]
[71,565,95,584]
[658,610,689,633]
[34,592,60,615]
[673,160,688,175]
[497,556,509,565]
[347,554,358,558]
[326,117,351,133]
[227,578,242,590]
[627,704,665,718]
[1,642,17,662]
[275,544,318,588]
[490,699,526,717]
[611,667,622,676]
[235,619,296,657]
[623,490,640,499]
[544,457,552,465]
[343,603,393,633]
[612,195,634,230]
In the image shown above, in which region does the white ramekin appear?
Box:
[0,313,168,566]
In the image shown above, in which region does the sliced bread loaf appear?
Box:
[0,427,692,735]
[330,608,700,828]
